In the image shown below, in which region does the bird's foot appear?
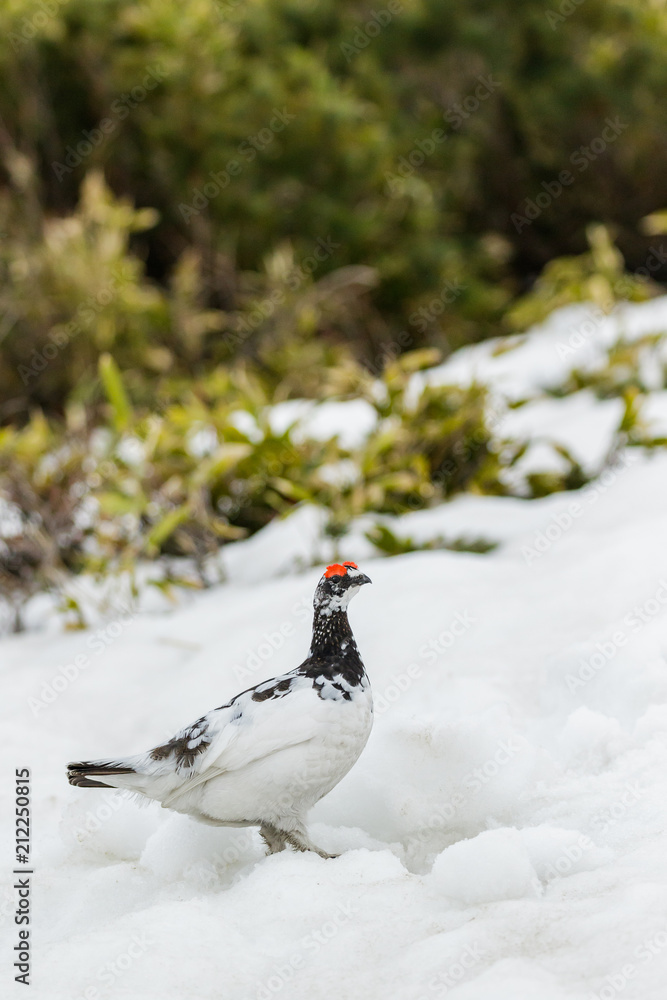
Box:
[259,823,288,855]
[284,831,339,859]
[260,824,339,859]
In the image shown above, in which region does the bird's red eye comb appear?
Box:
[324,561,358,578]
[324,563,347,578]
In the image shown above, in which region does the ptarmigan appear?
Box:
[67,562,373,858]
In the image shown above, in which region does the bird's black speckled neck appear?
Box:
[310,607,354,658]
[307,606,364,682]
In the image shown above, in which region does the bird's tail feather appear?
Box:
[67,759,138,789]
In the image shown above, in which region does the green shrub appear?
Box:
[507,226,655,332]
[0,348,502,626]
[365,523,497,556]
[3,0,667,418]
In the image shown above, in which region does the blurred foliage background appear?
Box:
[1,0,667,623]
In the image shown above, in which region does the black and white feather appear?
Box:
[67,562,373,858]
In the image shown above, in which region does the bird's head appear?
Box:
[314,561,372,616]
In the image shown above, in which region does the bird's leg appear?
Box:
[283,828,339,860]
[259,823,288,855]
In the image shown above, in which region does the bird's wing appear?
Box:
[147,670,324,791]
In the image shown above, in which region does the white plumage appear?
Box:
[68,562,373,858]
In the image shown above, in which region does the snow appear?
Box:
[0,499,23,539]
[498,391,623,472]
[268,398,378,449]
[4,298,667,999]
[432,828,538,905]
[221,504,330,583]
[641,390,667,438]
[413,296,667,400]
[268,297,667,496]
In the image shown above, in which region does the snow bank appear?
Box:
[432,828,538,905]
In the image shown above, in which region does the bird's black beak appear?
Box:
[356,573,372,586]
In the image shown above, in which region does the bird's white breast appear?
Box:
[192,678,373,826]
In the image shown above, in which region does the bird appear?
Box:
[67,561,373,859]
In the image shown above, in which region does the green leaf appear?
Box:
[96,491,145,516]
[191,443,253,487]
[99,353,132,432]
[145,505,190,553]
